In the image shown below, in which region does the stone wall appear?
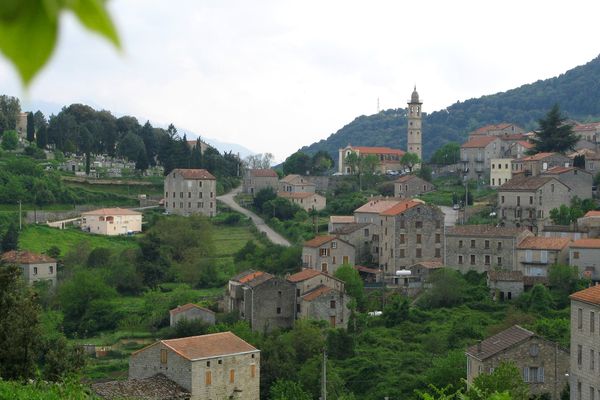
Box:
[129,343,193,392]
[570,299,600,400]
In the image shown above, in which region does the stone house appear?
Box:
[467,123,525,141]
[81,208,142,235]
[511,152,571,177]
[569,149,600,175]
[276,191,326,212]
[393,175,435,198]
[338,145,405,175]
[572,122,600,151]
[328,216,356,233]
[570,239,600,281]
[378,199,444,274]
[516,237,570,278]
[578,211,600,238]
[0,250,57,286]
[330,222,374,265]
[302,235,355,276]
[460,136,503,181]
[541,225,588,241]
[444,225,533,273]
[466,325,568,400]
[402,259,443,287]
[169,303,216,327]
[164,169,217,217]
[242,169,278,195]
[129,331,260,400]
[569,285,600,400]
[487,270,524,301]
[225,271,295,332]
[497,176,572,234]
[514,140,535,159]
[278,175,316,193]
[490,158,514,188]
[541,166,593,200]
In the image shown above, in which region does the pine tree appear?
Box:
[1,223,19,252]
[529,104,578,154]
[135,147,149,172]
[26,112,35,142]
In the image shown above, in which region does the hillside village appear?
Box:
[2,80,600,400]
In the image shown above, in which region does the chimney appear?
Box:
[477,341,482,353]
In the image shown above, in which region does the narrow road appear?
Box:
[439,205,459,227]
[217,187,291,247]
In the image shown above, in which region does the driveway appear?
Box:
[439,205,459,227]
[217,187,291,247]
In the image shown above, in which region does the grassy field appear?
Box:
[19,225,139,255]
[213,224,262,257]
[65,181,164,198]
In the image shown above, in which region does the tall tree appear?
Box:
[2,223,20,252]
[529,104,578,154]
[0,95,20,133]
[282,151,311,175]
[401,152,420,172]
[26,111,34,142]
[135,148,149,172]
[310,150,334,175]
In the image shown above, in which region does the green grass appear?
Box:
[65,181,163,198]
[19,225,139,255]
[213,224,262,257]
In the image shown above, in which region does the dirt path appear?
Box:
[217,187,291,247]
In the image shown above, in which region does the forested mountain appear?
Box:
[300,54,600,161]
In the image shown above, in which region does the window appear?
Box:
[188,192,191,198]
[484,240,489,249]
[470,240,476,248]
[591,349,595,370]
[529,196,533,205]
[331,241,337,249]
[591,387,595,400]
[199,181,203,187]
[33,267,38,275]
[525,250,532,263]
[459,240,464,248]
[592,312,596,333]
[458,255,463,264]
[578,344,583,365]
[399,249,405,258]
[416,248,422,258]
[540,250,548,263]
[276,307,281,314]
[173,192,175,198]
[179,202,183,208]
[343,256,349,264]
[578,308,583,329]
[529,344,539,356]
[188,202,191,208]
[180,192,183,198]
[165,191,169,198]
[49,266,53,274]
[470,255,475,265]
[206,361,210,367]
[319,248,328,257]
[229,369,235,383]
[484,255,490,265]
[501,195,505,204]
[199,192,203,198]
[205,371,212,385]
[330,300,336,309]
[497,242,502,250]
[400,234,405,244]
[574,251,580,259]
[250,364,256,378]
[160,349,167,364]
[415,221,423,228]
[578,382,582,400]
[436,220,441,229]
[497,257,502,266]
[416,234,422,244]
[332,256,337,264]
[551,184,555,193]
[435,234,440,243]
[364,229,369,237]
[218,359,222,364]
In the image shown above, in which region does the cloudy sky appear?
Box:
[1,0,599,161]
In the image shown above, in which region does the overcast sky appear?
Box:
[1,0,599,161]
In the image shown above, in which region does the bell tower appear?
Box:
[407,86,423,163]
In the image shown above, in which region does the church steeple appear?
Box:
[407,86,423,164]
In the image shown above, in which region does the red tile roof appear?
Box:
[354,265,380,274]
[570,285,600,305]
[248,169,278,178]
[498,176,554,190]
[519,152,556,161]
[287,269,323,282]
[380,200,422,216]
[171,168,216,180]
[584,211,600,217]
[81,207,142,216]
[353,146,405,156]
[571,239,600,249]
[1,250,56,264]
[303,235,336,248]
[543,166,574,174]
[148,332,257,361]
[517,236,570,250]
[517,140,534,149]
[461,136,499,148]
[354,199,402,214]
[169,303,214,315]
[236,271,267,284]
[301,285,333,302]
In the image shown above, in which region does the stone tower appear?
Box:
[407,86,423,162]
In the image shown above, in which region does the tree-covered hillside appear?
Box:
[300,54,600,160]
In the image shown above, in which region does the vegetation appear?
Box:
[282,150,334,175]
[549,196,596,225]
[529,104,578,154]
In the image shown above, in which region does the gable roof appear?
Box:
[231,270,275,287]
[461,136,499,148]
[301,285,333,302]
[287,268,342,284]
[303,235,354,249]
[570,285,600,306]
[517,236,570,250]
[466,325,534,361]
[171,168,216,180]
[354,199,403,214]
[518,152,558,162]
[81,207,142,216]
[584,211,600,218]
[332,222,372,235]
[352,146,405,156]
[1,250,56,264]
[380,200,423,216]
[543,166,589,175]
[446,225,528,238]
[280,174,314,185]
[498,176,555,191]
[517,140,534,149]
[571,239,600,249]
[248,169,278,178]
[394,174,425,184]
[329,216,355,224]
[169,303,215,316]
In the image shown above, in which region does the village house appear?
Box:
[578,211,600,238]
[164,168,217,217]
[0,250,57,286]
[393,174,435,198]
[490,158,514,187]
[302,235,355,276]
[570,238,600,281]
[516,236,570,278]
[572,121,600,151]
[379,199,444,274]
[398,259,443,288]
[487,270,524,301]
[225,271,295,332]
[354,198,404,263]
[460,136,503,182]
[466,325,568,400]
[242,169,279,195]
[497,176,572,234]
[169,304,216,327]
[569,148,600,175]
[569,285,600,400]
[81,207,142,236]
[514,140,535,159]
[338,145,405,175]
[276,191,326,211]
[541,166,593,200]
[467,123,525,141]
[328,215,356,233]
[129,331,260,400]
[444,225,533,273]
[278,174,316,193]
[511,152,571,177]
[330,222,374,265]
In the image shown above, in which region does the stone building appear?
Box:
[578,211,600,238]
[460,136,503,181]
[0,250,57,286]
[444,225,533,273]
[570,285,600,400]
[225,271,295,332]
[328,216,356,233]
[169,303,216,327]
[330,222,374,265]
[541,166,592,200]
[511,152,571,177]
[129,331,260,400]
[301,235,355,276]
[164,169,217,217]
[466,325,568,400]
[338,145,405,175]
[490,158,514,187]
[570,238,600,281]
[497,176,572,234]
[467,123,525,141]
[276,191,326,211]
[354,198,405,263]
[393,175,435,198]
[487,270,524,301]
[407,86,423,162]
[81,208,142,235]
[242,169,278,195]
[516,237,570,278]
[378,199,444,274]
[278,174,316,193]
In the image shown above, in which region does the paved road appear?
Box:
[217,187,291,247]
[439,205,459,227]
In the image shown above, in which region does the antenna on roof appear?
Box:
[377,97,380,113]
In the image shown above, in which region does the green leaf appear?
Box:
[0,0,58,85]
[68,0,121,49]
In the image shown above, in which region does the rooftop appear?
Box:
[354,265,380,274]
[488,270,523,282]
[460,136,499,148]
[287,268,341,283]
[517,140,534,149]
[248,169,278,178]
[169,303,214,316]
[570,285,600,306]
[352,146,405,156]
[446,225,528,237]
[517,236,570,250]
[1,250,56,264]
[571,238,600,249]
[329,216,355,224]
[466,325,534,361]
[332,222,372,235]
[231,270,274,287]
[277,191,318,199]
[303,235,336,248]
[498,176,554,191]
[171,168,216,180]
[380,200,423,216]
[81,207,142,216]
[354,199,402,214]
[394,174,422,183]
[584,211,600,218]
[301,285,333,302]
[518,152,556,162]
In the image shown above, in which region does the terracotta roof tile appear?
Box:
[158,332,257,361]
[81,207,142,216]
[517,140,534,149]
[466,325,534,361]
[446,225,528,237]
[517,236,570,250]
[461,136,499,148]
[354,265,380,274]
[498,176,554,190]
[394,175,426,183]
[287,268,342,283]
[232,270,273,285]
[1,250,56,264]
[248,169,278,178]
[542,166,575,174]
[518,152,556,161]
[570,285,600,305]
[303,235,336,248]
[584,211,600,217]
[171,168,216,180]
[354,199,403,214]
[380,200,422,216]
[169,303,214,316]
[571,239,600,249]
[301,285,333,302]
[353,146,405,156]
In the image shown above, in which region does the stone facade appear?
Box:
[169,304,216,327]
[302,236,355,276]
[516,237,570,278]
[129,332,260,400]
[511,152,571,177]
[569,286,600,400]
[278,175,316,193]
[0,250,57,286]
[541,166,593,200]
[466,325,568,400]
[277,191,326,211]
[407,86,423,162]
[330,223,374,265]
[468,123,525,141]
[444,225,533,273]
[164,169,217,217]
[460,136,503,181]
[490,158,514,188]
[487,271,524,301]
[298,286,350,329]
[242,169,278,195]
[393,175,435,198]
[570,239,600,280]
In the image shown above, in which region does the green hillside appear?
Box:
[300,54,600,160]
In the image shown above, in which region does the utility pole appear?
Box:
[464,180,468,224]
[18,200,22,230]
[321,348,327,400]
